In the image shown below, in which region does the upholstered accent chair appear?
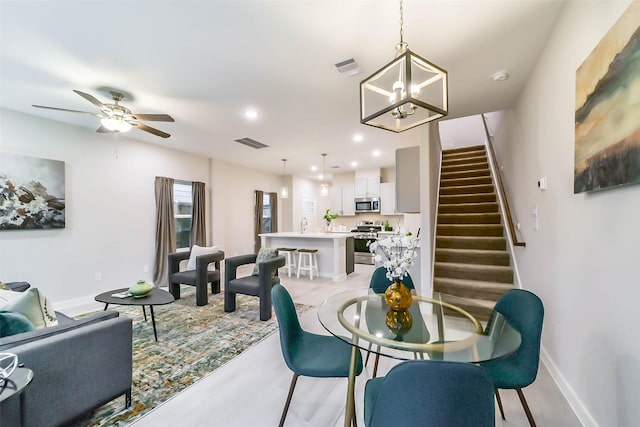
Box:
[478,288,544,427]
[224,250,285,321]
[168,247,225,306]
[364,360,495,427]
[271,284,363,427]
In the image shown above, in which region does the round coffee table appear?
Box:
[95,287,175,341]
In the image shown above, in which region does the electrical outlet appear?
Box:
[94,272,102,281]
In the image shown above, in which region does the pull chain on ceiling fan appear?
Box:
[32,90,175,138]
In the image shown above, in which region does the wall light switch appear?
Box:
[538,176,548,190]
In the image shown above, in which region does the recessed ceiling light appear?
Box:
[311,165,318,172]
[492,71,509,82]
[353,134,364,143]
[318,174,324,180]
[245,109,259,119]
[372,150,381,157]
[351,161,358,168]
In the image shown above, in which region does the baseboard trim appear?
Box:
[53,294,103,317]
[541,346,597,427]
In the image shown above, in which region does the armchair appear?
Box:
[224,253,285,321]
[168,249,225,306]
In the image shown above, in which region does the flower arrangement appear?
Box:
[368,232,420,282]
[323,208,338,225]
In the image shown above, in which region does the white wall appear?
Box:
[439,114,486,149]
[0,108,210,308]
[491,2,638,426]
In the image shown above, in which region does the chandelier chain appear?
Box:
[399,0,404,44]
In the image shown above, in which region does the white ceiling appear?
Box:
[0,0,565,180]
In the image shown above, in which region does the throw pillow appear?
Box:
[0,310,35,337]
[0,288,58,329]
[252,247,280,276]
[186,245,220,270]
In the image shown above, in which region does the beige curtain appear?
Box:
[254,190,264,253]
[190,181,206,246]
[269,192,278,233]
[153,177,176,287]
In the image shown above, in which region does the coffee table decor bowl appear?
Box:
[129,280,154,298]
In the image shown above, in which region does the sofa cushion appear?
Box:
[0,288,58,329]
[0,310,35,337]
[252,247,280,276]
[187,245,220,270]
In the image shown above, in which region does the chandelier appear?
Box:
[320,153,330,197]
[280,159,289,199]
[360,0,448,132]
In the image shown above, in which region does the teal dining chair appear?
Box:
[479,288,544,427]
[366,267,416,377]
[271,284,363,427]
[364,359,495,427]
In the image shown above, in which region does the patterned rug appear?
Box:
[77,290,310,426]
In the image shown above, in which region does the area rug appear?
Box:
[78,291,310,426]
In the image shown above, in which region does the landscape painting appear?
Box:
[575,2,640,193]
[0,153,66,230]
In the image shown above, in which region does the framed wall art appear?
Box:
[0,153,66,230]
[575,2,640,193]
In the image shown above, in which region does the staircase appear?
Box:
[434,145,514,320]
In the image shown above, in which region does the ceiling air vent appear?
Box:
[234,137,269,149]
[335,58,362,77]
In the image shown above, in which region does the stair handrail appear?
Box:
[481,114,526,247]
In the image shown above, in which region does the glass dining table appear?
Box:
[318,288,522,427]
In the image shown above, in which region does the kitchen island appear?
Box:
[259,232,354,281]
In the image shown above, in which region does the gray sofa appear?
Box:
[0,285,133,427]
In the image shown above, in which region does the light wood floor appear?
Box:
[131,264,581,427]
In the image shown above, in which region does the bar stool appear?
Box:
[297,249,319,280]
[277,247,297,278]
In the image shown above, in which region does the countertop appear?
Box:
[260,232,352,239]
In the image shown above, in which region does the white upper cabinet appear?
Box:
[380,182,396,215]
[355,169,380,198]
[330,185,355,216]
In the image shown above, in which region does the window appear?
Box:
[174,181,192,250]
[262,193,272,233]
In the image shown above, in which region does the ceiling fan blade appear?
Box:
[132,113,174,122]
[73,90,105,109]
[32,104,95,114]
[96,125,111,133]
[134,123,171,138]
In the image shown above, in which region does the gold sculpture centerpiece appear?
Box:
[368,230,420,312]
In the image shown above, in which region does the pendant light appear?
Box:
[280,159,289,199]
[360,0,448,132]
[320,153,330,197]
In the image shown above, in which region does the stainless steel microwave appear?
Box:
[355,197,380,213]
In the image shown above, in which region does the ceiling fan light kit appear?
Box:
[32,90,174,138]
[360,0,448,133]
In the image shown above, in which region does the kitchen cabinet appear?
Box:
[330,185,355,216]
[355,170,380,198]
[380,182,396,215]
[396,146,420,213]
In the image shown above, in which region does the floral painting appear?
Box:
[574,2,640,193]
[0,153,65,230]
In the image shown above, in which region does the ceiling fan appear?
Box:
[33,90,174,138]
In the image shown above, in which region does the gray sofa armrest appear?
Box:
[0,315,133,427]
[196,250,225,272]
[168,251,191,276]
[258,255,286,278]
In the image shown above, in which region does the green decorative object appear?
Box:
[384,220,392,231]
[129,280,154,298]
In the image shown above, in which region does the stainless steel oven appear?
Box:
[352,223,382,264]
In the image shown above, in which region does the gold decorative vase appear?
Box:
[385,308,413,334]
[384,279,413,311]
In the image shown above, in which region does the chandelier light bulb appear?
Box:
[101,118,132,133]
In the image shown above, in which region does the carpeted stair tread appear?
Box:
[438,202,499,214]
[437,212,502,224]
[435,277,513,299]
[441,169,490,180]
[439,184,495,195]
[435,248,510,265]
[441,161,489,173]
[442,145,485,156]
[440,193,497,204]
[436,236,507,250]
[434,261,514,283]
[437,224,504,237]
[440,176,493,187]
[442,155,488,167]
